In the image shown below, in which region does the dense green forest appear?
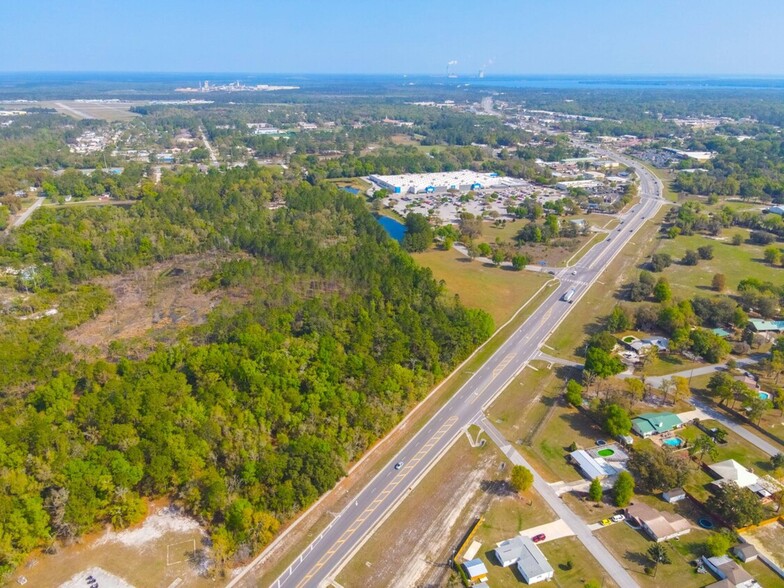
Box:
[672,134,784,201]
[0,165,493,576]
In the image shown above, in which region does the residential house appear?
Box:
[748,319,784,333]
[625,502,691,542]
[707,459,773,498]
[701,555,759,588]
[569,449,621,480]
[631,412,683,438]
[494,536,554,584]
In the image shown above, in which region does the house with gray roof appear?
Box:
[494,536,554,584]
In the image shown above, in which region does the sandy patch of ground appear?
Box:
[13,503,213,588]
[95,507,203,550]
[59,566,135,588]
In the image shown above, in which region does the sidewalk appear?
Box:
[478,416,640,588]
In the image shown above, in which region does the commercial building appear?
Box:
[368,170,507,195]
[555,179,602,191]
[493,536,554,584]
[625,502,691,542]
[631,412,683,438]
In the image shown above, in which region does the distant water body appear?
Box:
[3,72,784,92]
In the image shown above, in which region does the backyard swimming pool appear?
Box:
[663,437,684,448]
[597,448,615,457]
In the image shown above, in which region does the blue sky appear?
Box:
[2,0,782,75]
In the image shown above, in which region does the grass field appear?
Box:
[653,229,773,300]
[546,206,668,361]
[325,176,371,192]
[413,248,550,325]
[597,521,715,588]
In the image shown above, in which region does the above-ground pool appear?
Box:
[597,448,615,457]
[698,518,715,529]
[759,391,771,400]
[663,437,684,448]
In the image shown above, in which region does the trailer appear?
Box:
[561,288,576,303]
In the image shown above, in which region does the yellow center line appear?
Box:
[295,416,458,587]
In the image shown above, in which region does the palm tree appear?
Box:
[647,543,671,577]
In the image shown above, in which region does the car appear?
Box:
[394,461,403,470]
[532,533,546,542]
[611,514,625,523]
[606,238,611,242]
[571,270,577,275]
[629,228,633,232]
[601,518,612,526]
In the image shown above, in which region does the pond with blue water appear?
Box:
[376,215,406,242]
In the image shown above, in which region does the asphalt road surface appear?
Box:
[230,155,664,588]
[10,196,45,228]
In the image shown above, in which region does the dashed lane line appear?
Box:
[295,416,458,587]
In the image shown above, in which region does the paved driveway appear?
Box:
[519,519,574,543]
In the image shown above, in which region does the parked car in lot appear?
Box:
[532,533,546,543]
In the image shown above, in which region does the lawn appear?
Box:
[653,229,773,300]
[540,536,620,588]
[679,421,774,474]
[546,206,668,361]
[485,361,594,483]
[413,247,550,325]
[597,520,716,588]
[472,491,557,588]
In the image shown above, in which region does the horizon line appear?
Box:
[2,70,784,78]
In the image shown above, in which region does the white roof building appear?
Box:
[707,459,774,497]
[569,449,621,480]
[494,536,554,584]
[369,170,513,194]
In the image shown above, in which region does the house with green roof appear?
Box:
[631,412,683,438]
[749,318,784,332]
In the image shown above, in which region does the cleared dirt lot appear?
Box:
[67,252,242,354]
[11,503,213,588]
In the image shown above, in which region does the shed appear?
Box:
[463,558,488,583]
[732,543,759,562]
[662,488,687,503]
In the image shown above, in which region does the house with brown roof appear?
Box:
[701,554,760,588]
[625,502,691,542]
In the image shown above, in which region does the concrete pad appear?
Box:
[676,409,705,422]
[519,518,574,543]
[463,539,482,561]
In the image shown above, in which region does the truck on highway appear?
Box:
[561,288,576,303]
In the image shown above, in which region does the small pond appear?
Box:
[376,215,406,242]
